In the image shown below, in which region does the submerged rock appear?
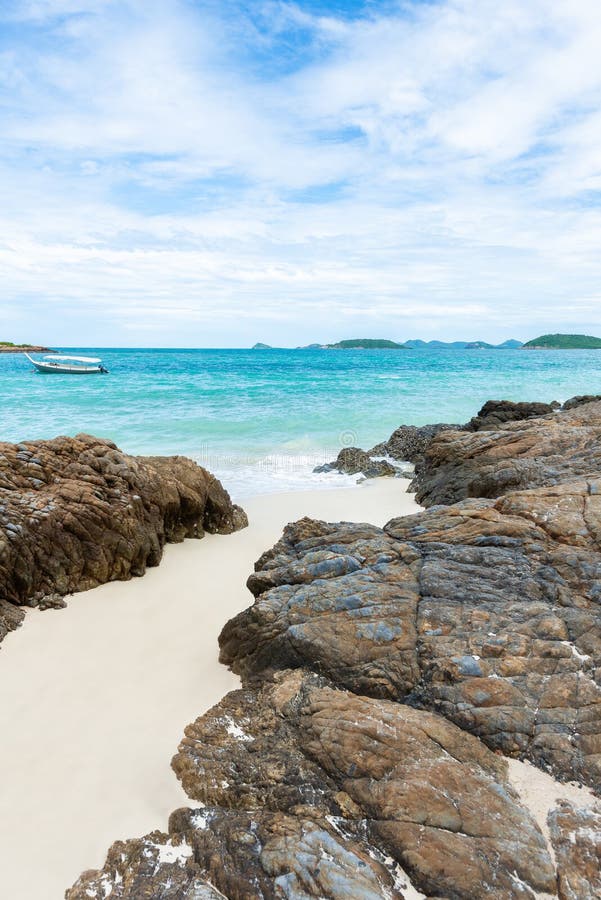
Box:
[314,446,397,478]
[0,434,247,642]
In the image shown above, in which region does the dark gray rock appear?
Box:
[465,399,559,431]
[562,394,601,411]
[314,447,397,478]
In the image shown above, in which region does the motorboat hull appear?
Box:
[30,361,105,374]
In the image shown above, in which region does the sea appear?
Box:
[1,347,600,500]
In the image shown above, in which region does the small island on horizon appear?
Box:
[252,332,601,350]
[0,341,52,353]
[523,333,601,349]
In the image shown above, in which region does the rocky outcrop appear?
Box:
[412,400,601,506]
[548,800,601,899]
[66,397,601,899]
[67,804,404,900]
[71,669,555,900]
[0,597,24,644]
[314,447,397,478]
[464,399,559,430]
[0,434,247,643]
[221,479,601,788]
[369,423,460,464]
[562,394,601,411]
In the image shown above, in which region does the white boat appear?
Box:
[25,353,109,375]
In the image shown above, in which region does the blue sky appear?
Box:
[2,0,601,346]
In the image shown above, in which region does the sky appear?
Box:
[2,0,601,347]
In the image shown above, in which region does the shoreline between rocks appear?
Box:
[0,479,420,900]
[3,397,601,899]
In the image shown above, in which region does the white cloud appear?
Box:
[1,0,601,345]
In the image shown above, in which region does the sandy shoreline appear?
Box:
[1,476,598,899]
[0,478,420,900]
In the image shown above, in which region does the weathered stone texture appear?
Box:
[0,434,246,642]
[221,480,601,787]
[412,400,601,506]
[548,800,601,900]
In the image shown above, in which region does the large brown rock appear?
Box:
[67,804,403,900]
[172,671,555,899]
[0,434,247,642]
[71,670,555,899]
[548,800,601,899]
[220,479,601,787]
[412,400,601,506]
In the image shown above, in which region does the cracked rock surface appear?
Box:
[221,479,601,787]
[412,400,601,507]
[66,402,601,898]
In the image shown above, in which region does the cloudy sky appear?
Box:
[2,0,601,347]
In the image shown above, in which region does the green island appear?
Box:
[523,333,601,349]
[0,341,51,353]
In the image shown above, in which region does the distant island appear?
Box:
[523,333,601,349]
[328,338,405,349]
[0,341,51,353]
[252,338,524,350]
[404,339,523,350]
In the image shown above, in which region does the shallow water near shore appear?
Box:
[2,346,601,496]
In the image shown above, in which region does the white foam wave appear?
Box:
[201,454,361,501]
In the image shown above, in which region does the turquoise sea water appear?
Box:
[1,347,600,497]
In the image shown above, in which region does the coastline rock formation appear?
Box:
[369,423,460,464]
[71,670,556,900]
[463,399,559,430]
[67,398,601,898]
[0,434,247,644]
[221,479,601,787]
[315,446,398,478]
[412,399,601,506]
[318,399,563,478]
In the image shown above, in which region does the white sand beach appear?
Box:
[0,478,420,900]
[2,476,598,900]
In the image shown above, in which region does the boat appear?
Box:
[24,353,109,374]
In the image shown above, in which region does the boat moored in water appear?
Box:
[24,353,109,374]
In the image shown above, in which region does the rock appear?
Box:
[220,479,601,787]
[314,447,397,478]
[65,830,222,899]
[412,400,601,506]
[464,399,559,431]
[67,804,402,900]
[171,671,554,899]
[370,423,461,464]
[562,394,601,410]
[0,597,24,644]
[0,434,247,642]
[548,800,601,899]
